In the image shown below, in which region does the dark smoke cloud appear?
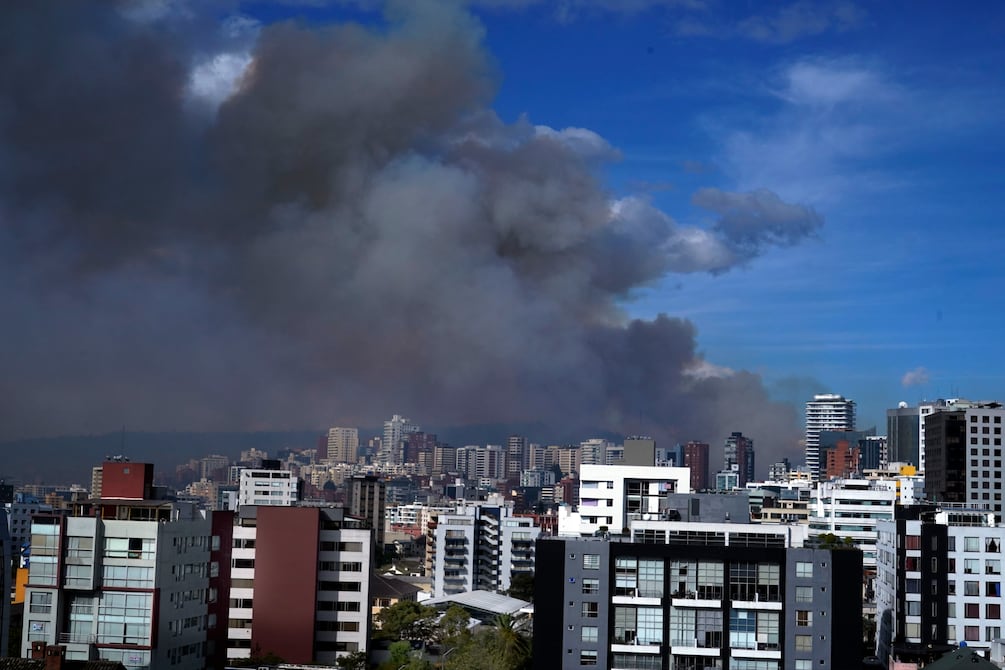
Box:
[0,1,814,473]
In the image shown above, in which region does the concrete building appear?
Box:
[21,462,221,670]
[562,465,691,536]
[808,478,897,573]
[888,402,922,468]
[723,432,755,487]
[455,445,506,483]
[426,502,538,597]
[925,402,1005,523]
[533,525,863,670]
[226,505,372,664]
[805,394,856,480]
[683,442,710,492]
[348,475,386,549]
[326,427,360,464]
[237,467,299,508]
[876,504,1005,663]
[507,436,528,476]
[623,437,656,467]
[381,415,419,464]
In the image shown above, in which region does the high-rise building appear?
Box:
[20,461,225,669]
[580,439,610,467]
[682,441,710,491]
[534,525,863,670]
[226,505,372,664]
[875,504,1003,663]
[508,435,529,475]
[925,402,1005,523]
[723,432,755,486]
[326,426,360,464]
[349,475,386,549]
[380,414,419,464]
[237,467,300,508]
[200,454,230,481]
[805,394,856,479]
[426,502,538,597]
[455,445,506,482]
[887,402,922,467]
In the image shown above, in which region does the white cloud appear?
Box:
[901,367,930,387]
[187,52,254,110]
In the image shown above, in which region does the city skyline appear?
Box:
[2,2,1003,462]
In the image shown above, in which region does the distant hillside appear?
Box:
[0,423,622,486]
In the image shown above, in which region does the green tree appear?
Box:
[435,604,472,648]
[377,600,438,642]
[492,614,531,670]
[506,572,535,602]
[334,651,368,670]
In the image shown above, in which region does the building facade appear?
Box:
[225,505,372,664]
[805,394,856,480]
[876,504,1005,663]
[21,462,219,670]
[534,530,863,670]
[427,503,538,598]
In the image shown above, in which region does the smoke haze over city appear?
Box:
[4,1,1004,472]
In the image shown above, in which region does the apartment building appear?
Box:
[21,462,220,670]
[534,524,863,670]
[426,502,538,597]
[876,504,1005,663]
[808,478,897,572]
[561,465,692,536]
[225,505,373,664]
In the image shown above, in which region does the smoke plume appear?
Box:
[0,1,818,472]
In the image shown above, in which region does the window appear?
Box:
[966,603,979,618]
[988,627,1001,642]
[795,635,813,651]
[796,562,813,578]
[580,651,598,666]
[965,581,980,596]
[583,554,600,570]
[29,592,52,614]
[582,602,598,618]
[581,626,598,643]
[796,586,812,603]
[988,604,1001,619]
[796,610,813,627]
[965,626,980,642]
[795,662,812,670]
[582,578,599,595]
[907,601,921,616]
[965,537,980,552]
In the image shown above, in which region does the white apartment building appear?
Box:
[237,468,299,508]
[427,502,538,597]
[561,464,692,536]
[805,393,856,479]
[808,478,897,571]
[381,415,419,464]
[876,505,1005,661]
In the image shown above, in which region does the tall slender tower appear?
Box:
[723,432,755,486]
[381,414,418,464]
[805,394,856,479]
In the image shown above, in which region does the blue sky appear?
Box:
[3,0,1004,449]
[463,1,1005,429]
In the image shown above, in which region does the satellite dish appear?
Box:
[898,401,908,409]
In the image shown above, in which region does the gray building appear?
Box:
[533,529,863,670]
[887,402,921,466]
